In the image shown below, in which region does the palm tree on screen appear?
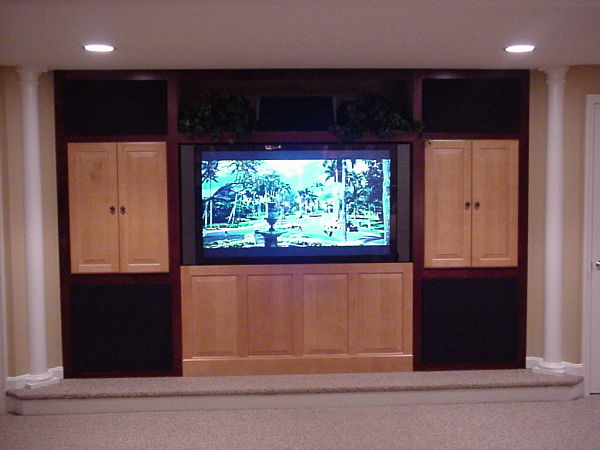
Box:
[202,160,219,226]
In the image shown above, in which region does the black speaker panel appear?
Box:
[70,283,173,373]
[421,277,519,365]
[63,80,168,136]
[422,78,521,133]
[257,96,335,131]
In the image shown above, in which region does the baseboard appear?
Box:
[6,367,64,390]
[183,354,413,377]
[526,357,584,376]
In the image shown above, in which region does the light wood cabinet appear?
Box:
[68,142,169,273]
[425,140,518,268]
[182,263,413,376]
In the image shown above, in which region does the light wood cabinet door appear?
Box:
[424,139,519,268]
[68,143,120,273]
[117,142,169,273]
[68,142,169,273]
[186,274,242,357]
[424,140,472,267]
[302,274,350,355]
[471,140,519,267]
[356,272,408,354]
[247,274,294,356]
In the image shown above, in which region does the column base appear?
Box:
[532,360,567,376]
[25,372,60,389]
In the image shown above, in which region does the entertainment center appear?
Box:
[55,69,528,377]
[180,143,411,265]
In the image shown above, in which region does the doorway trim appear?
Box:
[582,94,600,395]
[0,94,7,413]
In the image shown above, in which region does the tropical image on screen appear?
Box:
[200,151,392,255]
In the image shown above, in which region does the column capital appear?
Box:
[16,67,46,84]
[541,66,569,82]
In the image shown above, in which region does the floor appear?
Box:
[2,396,599,449]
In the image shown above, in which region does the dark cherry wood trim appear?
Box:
[516,71,531,367]
[168,270,183,377]
[175,132,423,146]
[174,68,417,82]
[419,361,521,371]
[54,71,75,377]
[421,69,528,80]
[68,273,171,285]
[61,135,169,143]
[59,70,173,81]
[411,70,423,122]
[175,131,342,145]
[66,369,178,379]
[423,132,521,140]
[166,72,184,375]
[409,71,425,370]
[411,135,426,370]
[422,268,520,279]
[166,73,180,137]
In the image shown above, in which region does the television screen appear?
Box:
[180,144,411,265]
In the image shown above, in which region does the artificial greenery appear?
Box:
[179,92,422,142]
[333,94,423,142]
[178,93,256,141]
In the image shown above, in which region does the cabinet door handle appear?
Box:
[474,201,481,209]
[465,201,471,209]
[110,206,116,214]
[120,206,126,214]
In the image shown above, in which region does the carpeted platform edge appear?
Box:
[7,371,584,401]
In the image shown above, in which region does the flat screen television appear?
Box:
[180,143,411,265]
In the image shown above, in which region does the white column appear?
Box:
[17,68,59,388]
[534,67,569,376]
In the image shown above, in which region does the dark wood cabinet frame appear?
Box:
[54,69,529,377]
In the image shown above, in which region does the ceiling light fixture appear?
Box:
[83,44,115,53]
[504,44,535,53]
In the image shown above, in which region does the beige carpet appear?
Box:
[2,396,599,449]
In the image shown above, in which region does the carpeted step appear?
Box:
[6,369,584,415]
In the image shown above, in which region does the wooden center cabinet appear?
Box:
[67,141,169,273]
[181,263,413,376]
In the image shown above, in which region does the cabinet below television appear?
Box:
[181,262,413,376]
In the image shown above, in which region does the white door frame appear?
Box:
[0,187,6,414]
[582,94,600,395]
[0,110,7,413]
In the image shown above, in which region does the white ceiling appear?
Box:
[1,0,599,70]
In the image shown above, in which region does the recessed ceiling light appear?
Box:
[83,44,115,53]
[504,44,535,53]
